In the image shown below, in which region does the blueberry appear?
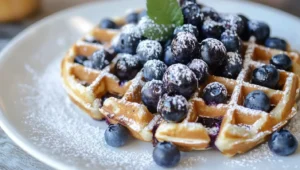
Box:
[188,59,209,83]
[163,39,172,49]
[221,52,243,79]
[221,14,245,36]
[104,124,129,147]
[220,30,242,52]
[143,60,168,81]
[201,6,220,21]
[238,14,250,41]
[153,142,181,168]
[126,12,139,24]
[171,32,199,64]
[100,18,117,29]
[173,24,199,38]
[158,94,189,122]
[138,10,147,20]
[74,55,88,65]
[243,90,270,112]
[83,60,93,68]
[252,64,279,88]
[248,21,270,44]
[136,40,163,65]
[164,46,177,66]
[200,38,227,68]
[115,54,141,80]
[90,49,114,70]
[201,19,224,39]
[112,24,142,54]
[265,37,287,51]
[270,54,292,71]
[203,82,228,105]
[182,3,204,29]
[163,64,198,98]
[142,80,164,113]
[268,129,298,156]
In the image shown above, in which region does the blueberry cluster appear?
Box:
[97,1,297,168]
[74,49,113,70]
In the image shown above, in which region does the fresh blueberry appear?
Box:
[268,129,298,156]
[142,80,164,113]
[221,14,245,36]
[182,3,204,29]
[163,64,198,98]
[171,32,199,64]
[104,124,130,147]
[238,14,250,41]
[90,49,114,70]
[100,18,117,29]
[143,60,168,81]
[126,12,139,24]
[203,82,228,105]
[221,52,243,79]
[188,59,209,83]
[153,142,181,168]
[74,55,88,65]
[200,6,220,21]
[164,46,177,66]
[201,19,224,39]
[248,21,270,44]
[220,30,242,52]
[158,94,189,122]
[83,60,93,68]
[163,39,172,49]
[173,24,199,38]
[244,90,270,112]
[115,54,141,80]
[200,38,227,68]
[112,24,142,54]
[136,40,163,65]
[138,10,147,20]
[270,54,292,71]
[265,37,287,51]
[252,64,279,88]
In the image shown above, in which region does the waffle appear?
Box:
[61,10,300,156]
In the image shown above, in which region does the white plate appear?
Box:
[1,0,300,169]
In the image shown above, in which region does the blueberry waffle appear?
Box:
[61,2,300,164]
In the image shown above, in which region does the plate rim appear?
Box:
[0,0,300,169]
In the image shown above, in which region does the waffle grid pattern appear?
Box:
[61,12,300,156]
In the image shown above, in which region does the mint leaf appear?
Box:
[139,17,174,41]
[147,0,183,26]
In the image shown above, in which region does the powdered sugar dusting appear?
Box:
[172,32,198,56]
[20,57,155,169]
[201,38,226,54]
[136,40,162,60]
[164,64,197,86]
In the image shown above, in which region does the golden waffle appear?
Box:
[62,10,300,156]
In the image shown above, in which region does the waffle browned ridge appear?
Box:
[61,10,300,156]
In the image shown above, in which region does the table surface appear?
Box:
[0,0,300,169]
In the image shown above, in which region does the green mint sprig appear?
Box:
[142,0,184,41]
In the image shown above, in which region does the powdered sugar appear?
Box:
[21,57,155,169]
[203,82,228,97]
[172,32,198,56]
[201,38,227,54]
[164,64,197,86]
[138,16,174,41]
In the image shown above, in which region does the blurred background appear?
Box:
[0,0,299,169]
